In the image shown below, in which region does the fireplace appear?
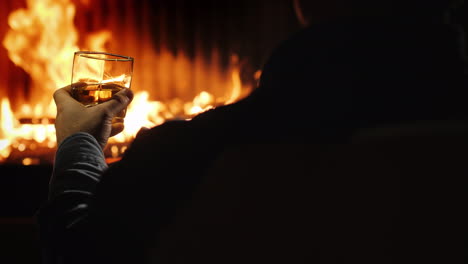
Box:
[0,0,299,165]
[0,3,299,255]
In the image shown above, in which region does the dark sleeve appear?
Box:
[37,132,108,264]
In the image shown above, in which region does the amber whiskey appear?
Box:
[72,82,127,119]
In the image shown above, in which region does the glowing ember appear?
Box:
[0,0,253,164]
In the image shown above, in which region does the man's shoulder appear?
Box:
[130,119,193,147]
[129,98,250,145]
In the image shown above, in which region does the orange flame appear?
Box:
[3,0,79,101]
[0,0,253,164]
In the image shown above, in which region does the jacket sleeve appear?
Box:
[37,132,108,264]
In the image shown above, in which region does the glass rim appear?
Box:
[74,51,134,62]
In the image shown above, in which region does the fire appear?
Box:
[0,0,252,164]
[0,99,14,161]
[3,0,79,104]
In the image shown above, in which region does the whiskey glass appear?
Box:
[71,51,134,121]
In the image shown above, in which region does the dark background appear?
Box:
[1,0,468,263]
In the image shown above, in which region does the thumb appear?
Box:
[98,88,134,116]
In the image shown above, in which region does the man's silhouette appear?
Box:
[40,0,467,263]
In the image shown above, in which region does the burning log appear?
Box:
[4,139,55,165]
[19,118,55,125]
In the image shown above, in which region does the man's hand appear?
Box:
[53,83,134,149]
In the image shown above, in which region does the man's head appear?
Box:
[294,0,464,26]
